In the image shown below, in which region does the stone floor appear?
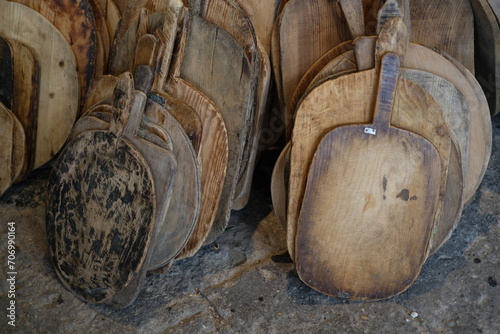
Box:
[1,115,499,334]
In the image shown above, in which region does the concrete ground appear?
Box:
[1,115,499,334]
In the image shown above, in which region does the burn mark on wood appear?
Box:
[396,189,410,201]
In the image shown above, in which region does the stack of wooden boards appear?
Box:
[41,0,278,308]
[271,0,494,300]
[0,0,124,195]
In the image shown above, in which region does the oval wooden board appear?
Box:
[276,0,350,133]
[0,1,79,169]
[46,130,157,304]
[0,102,25,195]
[288,69,461,260]
[353,37,492,204]
[88,0,111,75]
[8,38,40,179]
[145,100,201,270]
[179,14,254,241]
[10,0,96,107]
[201,0,261,210]
[294,55,442,299]
[166,77,229,260]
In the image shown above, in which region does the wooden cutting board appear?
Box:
[0,1,79,169]
[145,99,201,270]
[470,0,500,115]
[46,74,158,304]
[296,53,442,300]
[289,69,460,262]
[87,0,111,75]
[166,77,229,260]
[0,102,25,195]
[275,0,350,137]
[8,39,40,180]
[410,0,474,73]
[9,0,96,108]
[354,36,491,204]
[179,12,254,242]
[201,0,260,209]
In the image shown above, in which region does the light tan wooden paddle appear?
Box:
[276,0,350,138]
[0,102,25,196]
[0,1,79,169]
[296,53,441,300]
[470,0,500,115]
[353,36,491,204]
[9,0,96,108]
[6,39,39,180]
[409,0,474,73]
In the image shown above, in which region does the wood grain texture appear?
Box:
[288,41,354,139]
[295,54,442,300]
[179,14,253,241]
[145,100,201,270]
[353,37,492,204]
[470,0,500,115]
[9,0,96,107]
[0,1,79,169]
[201,0,260,209]
[84,75,119,111]
[150,91,203,156]
[47,129,156,304]
[235,0,282,54]
[276,0,350,137]
[340,0,365,38]
[8,39,39,180]
[0,38,14,110]
[166,77,229,260]
[289,68,460,261]
[88,0,111,75]
[0,102,25,195]
[410,0,474,73]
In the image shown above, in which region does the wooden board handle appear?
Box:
[110,72,134,136]
[372,52,400,131]
[340,0,365,38]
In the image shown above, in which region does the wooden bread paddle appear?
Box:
[296,53,441,300]
[47,72,178,307]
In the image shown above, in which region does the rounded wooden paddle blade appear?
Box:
[46,130,156,304]
[296,125,441,300]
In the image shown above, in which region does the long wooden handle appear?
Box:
[372,52,400,131]
[109,72,134,136]
[339,0,365,38]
